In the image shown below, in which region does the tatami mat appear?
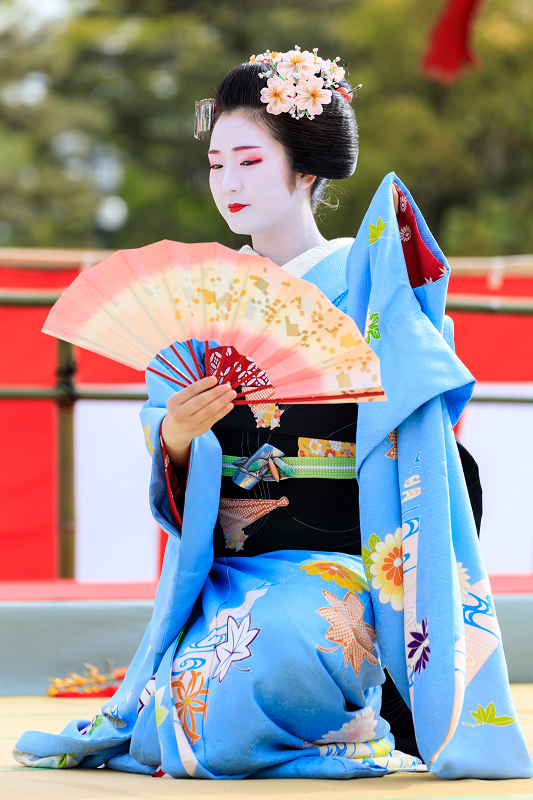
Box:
[1,687,532,799]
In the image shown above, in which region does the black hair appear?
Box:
[213,60,358,213]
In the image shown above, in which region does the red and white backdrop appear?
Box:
[1,255,532,582]
[448,266,533,580]
[0,256,158,583]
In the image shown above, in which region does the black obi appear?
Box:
[211,403,360,559]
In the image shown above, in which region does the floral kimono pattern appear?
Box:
[14,174,532,780]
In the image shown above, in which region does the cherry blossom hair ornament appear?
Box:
[250,47,358,120]
[193,49,360,137]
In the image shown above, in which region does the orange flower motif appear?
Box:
[300,560,367,594]
[316,589,378,675]
[369,529,404,612]
[171,670,209,745]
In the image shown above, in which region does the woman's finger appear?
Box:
[195,402,235,435]
[167,376,218,407]
[168,380,231,416]
[392,183,400,214]
[180,384,235,418]
[191,390,236,426]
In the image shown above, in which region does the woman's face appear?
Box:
[208,111,304,236]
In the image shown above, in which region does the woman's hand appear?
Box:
[161,376,236,470]
[392,183,400,215]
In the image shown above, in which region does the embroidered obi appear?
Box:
[211,401,361,558]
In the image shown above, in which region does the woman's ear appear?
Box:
[296,173,317,192]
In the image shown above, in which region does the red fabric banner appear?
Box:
[421,0,486,84]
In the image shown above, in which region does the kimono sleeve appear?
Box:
[160,434,187,528]
[140,372,180,538]
[140,339,223,540]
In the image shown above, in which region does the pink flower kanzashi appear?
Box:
[331,64,346,83]
[250,51,277,64]
[295,76,332,116]
[277,49,316,81]
[260,75,295,115]
[320,59,346,87]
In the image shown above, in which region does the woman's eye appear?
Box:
[241,159,262,167]
[209,163,223,170]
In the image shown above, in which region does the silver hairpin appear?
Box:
[349,84,363,96]
[194,98,215,139]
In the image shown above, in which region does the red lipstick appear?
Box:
[228,204,249,213]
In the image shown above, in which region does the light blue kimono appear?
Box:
[14,174,532,780]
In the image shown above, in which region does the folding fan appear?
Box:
[42,241,386,405]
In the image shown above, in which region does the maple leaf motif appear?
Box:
[213,615,260,682]
[369,217,387,244]
[316,589,378,674]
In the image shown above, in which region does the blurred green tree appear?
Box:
[0,0,531,255]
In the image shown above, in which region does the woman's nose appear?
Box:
[221,165,243,194]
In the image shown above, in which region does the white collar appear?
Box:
[239,237,354,278]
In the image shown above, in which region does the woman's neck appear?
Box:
[249,202,327,267]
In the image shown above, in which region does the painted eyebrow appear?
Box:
[207,146,264,154]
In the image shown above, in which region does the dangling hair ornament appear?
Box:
[194,98,215,139]
[249,46,357,120]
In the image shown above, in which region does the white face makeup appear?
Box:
[208,112,303,237]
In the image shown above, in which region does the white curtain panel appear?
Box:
[74,394,158,581]
[460,383,533,575]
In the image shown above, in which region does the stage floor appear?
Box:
[1,687,532,799]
